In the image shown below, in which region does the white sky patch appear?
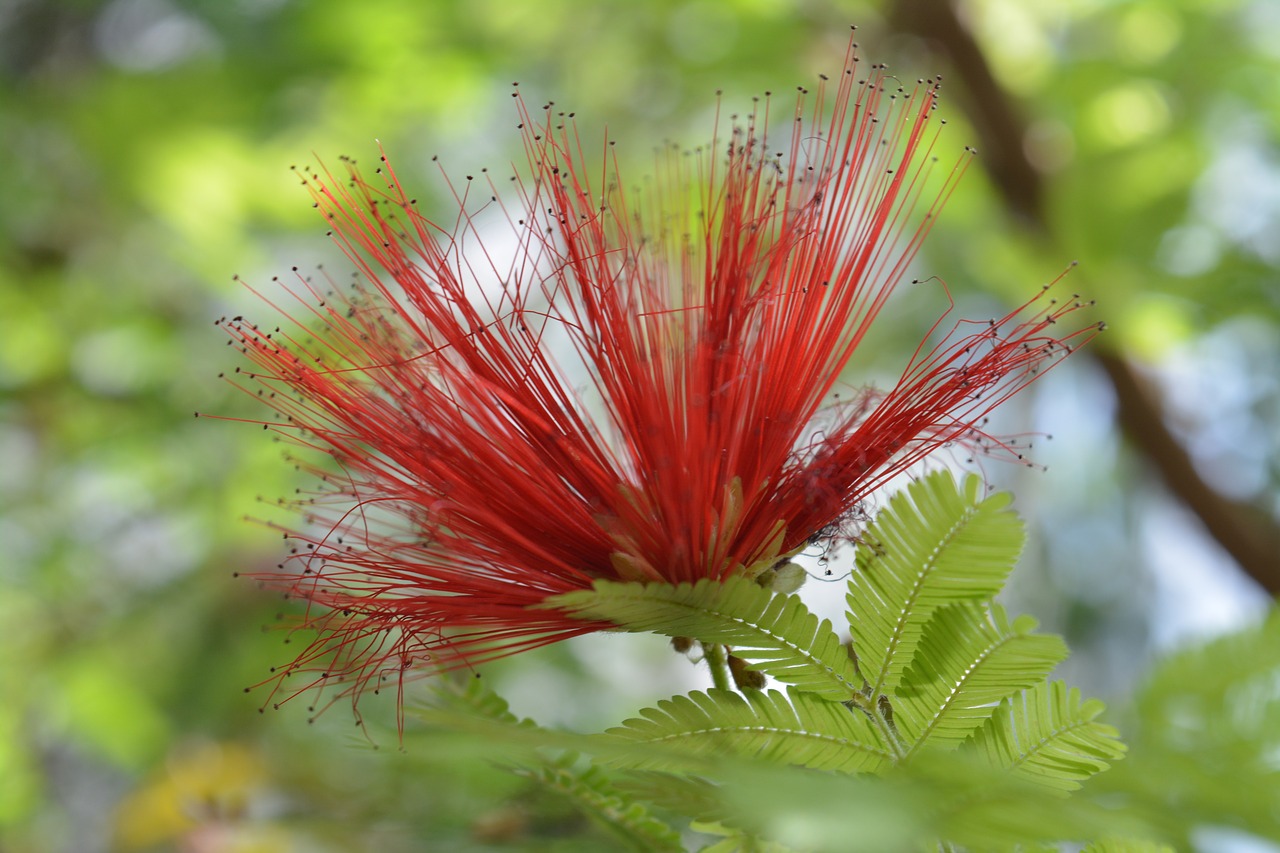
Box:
[1142,495,1269,650]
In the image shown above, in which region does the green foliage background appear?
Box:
[2,0,1278,850]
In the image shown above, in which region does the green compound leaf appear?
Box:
[847,471,1026,699]
[695,829,801,853]
[616,772,729,827]
[1081,840,1177,853]
[423,679,684,852]
[600,687,894,775]
[895,602,1068,755]
[967,680,1127,792]
[1100,611,1280,842]
[550,575,861,700]
[432,672,527,725]
[517,762,685,853]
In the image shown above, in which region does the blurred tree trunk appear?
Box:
[888,0,1280,596]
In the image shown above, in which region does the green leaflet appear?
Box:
[1095,611,1280,843]
[600,687,894,774]
[895,602,1068,755]
[420,679,684,851]
[615,772,728,827]
[433,672,526,725]
[846,471,1026,698]
[549,575,861,700]
[966,680,1127,792]
[695,828,801,853]
[1136,608,1280,750]
[517,763,685,853]
[1081,841,1177,853]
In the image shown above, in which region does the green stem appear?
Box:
[871,696,907,761]
[701,642,732,692]
[847,691,907,761]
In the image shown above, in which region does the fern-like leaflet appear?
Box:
[601,687,893,774]
[419,678,684,851]
[894,602,1067,754]
[549,574,861,700]
[967,680,1126,792]
[847,473,1026,700]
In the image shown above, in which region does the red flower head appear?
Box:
[218,39,1097,717]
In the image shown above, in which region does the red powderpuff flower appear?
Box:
[217,41,1098,716]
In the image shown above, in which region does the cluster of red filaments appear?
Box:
[210,34,1100,719]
